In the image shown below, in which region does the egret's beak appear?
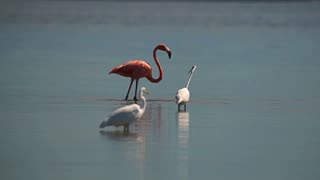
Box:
[189,65,197,74]
[144,90,150,95]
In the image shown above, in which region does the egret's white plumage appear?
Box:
[175,65,197,112]
[99,87,149,132]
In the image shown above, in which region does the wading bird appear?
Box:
[99,87,150,132]
[109,44,171,101]
[175,65,197,112]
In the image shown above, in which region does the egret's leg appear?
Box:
[133,79,139,103]
[123,124,128,132]
[178,104,180,112]
[125,78,134,100]
[184,104,187,112]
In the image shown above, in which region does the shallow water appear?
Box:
[1,1,320,180]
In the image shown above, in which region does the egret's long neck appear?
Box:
[139,92,147,114]
[185,71,194,89]
[146,47,163,83]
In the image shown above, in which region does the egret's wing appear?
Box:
[176,88,190,104]
[106,104,140,126]
[175,92,180,103]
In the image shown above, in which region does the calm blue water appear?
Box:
[1,1,320,180]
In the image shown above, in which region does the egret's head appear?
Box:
[156,44,172,59]
[140,87,150,95]
[189,65,197,74]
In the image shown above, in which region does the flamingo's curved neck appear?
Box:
[146,47,163,83]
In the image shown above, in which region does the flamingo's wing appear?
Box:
[110,60,151,78]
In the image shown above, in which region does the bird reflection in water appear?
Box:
[176,111,190,179]
[99,130,145,143]
[99,103,164,180]
[99,130,147,179]
[135,102,163,138]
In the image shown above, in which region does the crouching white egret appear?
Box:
[99,87,150,132]
[175,65,197,112]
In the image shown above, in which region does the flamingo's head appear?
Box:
[157,44,172,59]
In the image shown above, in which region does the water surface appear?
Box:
[1,1,320,180]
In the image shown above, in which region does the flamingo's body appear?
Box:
[99,87,150,132]
[175,65,197,112]
[109,44,171,101]
[109,60,152,79]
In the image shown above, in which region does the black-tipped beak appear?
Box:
[189,65,197,73]
[168,51,172,59]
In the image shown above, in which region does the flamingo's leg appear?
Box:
[125,78,134,100]
[133,79,139,103]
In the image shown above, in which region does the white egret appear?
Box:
[175,65,197,112]
[99,87,150,132]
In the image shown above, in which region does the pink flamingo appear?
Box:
[109,44,172,101]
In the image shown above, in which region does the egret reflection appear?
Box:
[99,102,165,180]
[99,130,145,142]
[176,111,190,179]
[177,111,190,131]
[137,102,163,138]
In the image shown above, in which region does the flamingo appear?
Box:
[175,65,197,112]
[99,87,150,132]
[109,44,171,101]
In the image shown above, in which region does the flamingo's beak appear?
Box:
[168,51,172,59]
